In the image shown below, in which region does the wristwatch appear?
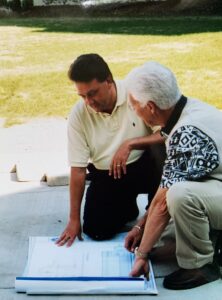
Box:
[134,247,148,259]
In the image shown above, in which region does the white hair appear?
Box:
[125,61,181,109]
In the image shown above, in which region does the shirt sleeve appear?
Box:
[67,108,90,168]
[160,125,219,188]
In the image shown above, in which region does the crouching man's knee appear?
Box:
[83,221,119,241]
[166,182,191,218]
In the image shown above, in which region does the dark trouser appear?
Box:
[83,144,166,240]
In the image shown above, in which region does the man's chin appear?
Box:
[88,105,109,114]
[93,108,100,112]
[145,120,158,127]
[94,107,108,113]
[145,120,152,127]
[87,105,101,112]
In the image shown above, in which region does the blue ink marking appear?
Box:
[51,237,59,242]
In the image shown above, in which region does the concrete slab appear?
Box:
[15,152,68,183]
[0,185,69,289]
[15,161,46,182]
[0,154,16,173]
[46,172,69,186]
[0,118,67,157]
[45,164,69,186]
[0,173,51,196]
[0,117,68,184]
[0,179,221,299]
[1,115,222,299]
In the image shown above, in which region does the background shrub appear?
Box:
[0,0,8,7]
[7,0,21,11]
[21,0,33,10]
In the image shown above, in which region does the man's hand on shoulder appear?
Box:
[109,140,132,179]
[56,219,83,247]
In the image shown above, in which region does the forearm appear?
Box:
[128,131,164,151]
[69,167,86,221]
[138,188,170,254]
[134,211,148,231]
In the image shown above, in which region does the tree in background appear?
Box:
[0,0,8,7]
[7,0,21,10]
[21,0,33,10]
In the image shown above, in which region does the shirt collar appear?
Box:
[160,95,188,139]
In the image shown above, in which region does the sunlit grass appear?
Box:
[0,16,222,126]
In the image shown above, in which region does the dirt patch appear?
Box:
[151,41,198,53]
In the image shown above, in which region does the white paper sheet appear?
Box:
[15,233,158,295]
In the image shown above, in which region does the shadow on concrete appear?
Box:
[0,16,222,36]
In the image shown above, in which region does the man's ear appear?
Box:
[146,101,156,114]
[106,75,113,84]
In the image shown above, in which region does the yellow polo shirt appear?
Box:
[67,80,152,170]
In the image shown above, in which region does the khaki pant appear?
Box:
[166,179,222,269]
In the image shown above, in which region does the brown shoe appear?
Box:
[163,264,220,290]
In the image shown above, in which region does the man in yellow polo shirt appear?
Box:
[56,54,165,245]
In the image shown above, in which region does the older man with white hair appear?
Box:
[125,61,222,290]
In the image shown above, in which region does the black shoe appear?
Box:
[163,264,220,290]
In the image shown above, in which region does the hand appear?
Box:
[124,227,143,252]
[130,257,149,279]
[109,140,132,179]
[56,219,83,247]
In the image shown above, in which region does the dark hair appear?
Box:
[68,53,113,83]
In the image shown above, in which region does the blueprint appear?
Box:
[15,233,158,295]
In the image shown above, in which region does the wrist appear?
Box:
[69,216,80,223]
[133,225,143,232]
[127,138,135,151]
[134,247,149,259]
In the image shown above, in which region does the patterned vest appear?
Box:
[166,98,222,181]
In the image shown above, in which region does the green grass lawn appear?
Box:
[0,16,222,126]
